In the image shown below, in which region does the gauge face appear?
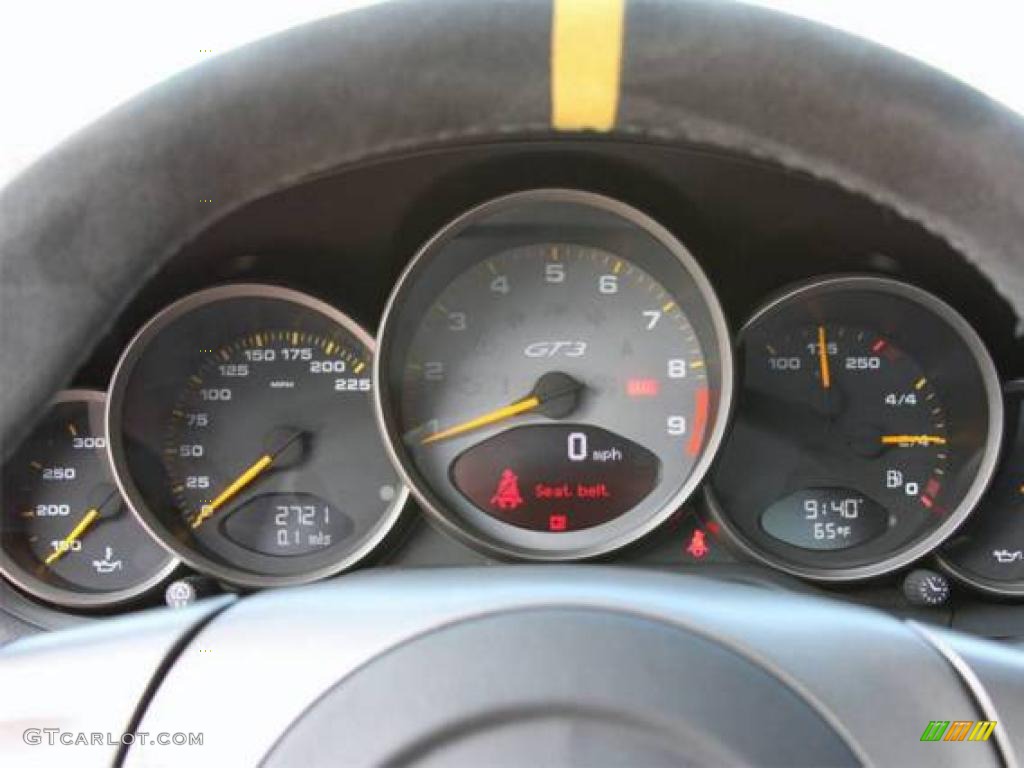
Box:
[939,385,1024,596]
[376,190,733,559]
[708,277,1003,580]
[107,285,407,587]
[1,391,176,608]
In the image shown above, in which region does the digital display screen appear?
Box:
[760,488,889,551]
[450,424,661,532]
[221,493,352,556]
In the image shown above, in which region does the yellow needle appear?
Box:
[422,396,542,445]
[45,508,99,566]
[817,325,831,390]
[880,435,948,447]
[191,454,273,529]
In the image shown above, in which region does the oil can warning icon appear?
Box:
[490,468,524,510]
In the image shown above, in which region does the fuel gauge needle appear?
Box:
[190,429,304,529]
[44,488,119,567]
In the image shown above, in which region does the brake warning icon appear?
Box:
[490,468,524,510]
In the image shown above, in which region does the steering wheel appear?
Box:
[2,1,1023,765]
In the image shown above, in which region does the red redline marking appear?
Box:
[871,339,887,353]
[920,495,934,509]
[687,387,710,457]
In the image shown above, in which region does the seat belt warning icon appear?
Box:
[490,468,524,510]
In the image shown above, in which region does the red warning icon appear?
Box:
[490,468,524,510]
[686,529,710,560]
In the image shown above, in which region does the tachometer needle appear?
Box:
[817,325,832,390]
[421,371,583,446]
[422,396,541,445]
[190,429,304,529]
[44,487,119,567]
[880,434,947,447]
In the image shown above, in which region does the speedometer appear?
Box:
[107,285,407,587]
[375,190,733,560]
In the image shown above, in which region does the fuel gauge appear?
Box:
[1,391,177,608]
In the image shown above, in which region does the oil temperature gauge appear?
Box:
[1,391,177,608]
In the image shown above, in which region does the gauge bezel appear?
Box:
[935,380,1024,597]
[0,389,179,608]
[106,284,409,588]
[705,275,1004,582]
[374,189,735,561]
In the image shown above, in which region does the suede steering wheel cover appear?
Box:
[1,0,1022,452]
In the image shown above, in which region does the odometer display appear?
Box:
[376,191,733,559]
[107,285,407,587]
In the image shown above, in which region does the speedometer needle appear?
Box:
[421,371,583,445]
[190,429,304,529]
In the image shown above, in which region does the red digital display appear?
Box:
[450,424,661,532]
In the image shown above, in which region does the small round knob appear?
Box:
[902,569,951,607]
[165,576,220,609]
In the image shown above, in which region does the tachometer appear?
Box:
[107,285,407,587]
[1,391,176,608]
[375,190,733,559]
[707,276,1003,580]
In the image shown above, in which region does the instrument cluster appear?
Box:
[2,188,1021,612]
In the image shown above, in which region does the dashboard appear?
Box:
[2,141,1022,635]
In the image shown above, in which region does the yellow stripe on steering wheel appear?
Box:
[551,0,626,131]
